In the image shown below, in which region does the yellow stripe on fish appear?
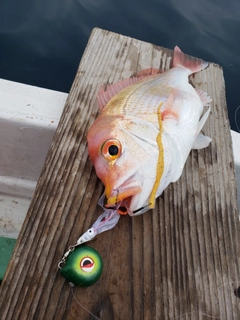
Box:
[149,102,164,208]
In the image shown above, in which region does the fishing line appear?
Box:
[173,279,240,319]
[172,310,220,319]
[234,105,240,133]
[70,284,101,320]
[216,279,240,292]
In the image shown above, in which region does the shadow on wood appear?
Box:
[0,28,240,320]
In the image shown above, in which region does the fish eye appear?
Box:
[108,144,119,156]
[101,139,122,161]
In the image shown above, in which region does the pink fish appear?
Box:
[87,46,211,216]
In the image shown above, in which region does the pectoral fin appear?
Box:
[161,89,181,122]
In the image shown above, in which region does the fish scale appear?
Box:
[105,79,171,119]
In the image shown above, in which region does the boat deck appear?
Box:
[0,28,240,319]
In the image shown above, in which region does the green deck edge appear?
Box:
[0,237,16,282]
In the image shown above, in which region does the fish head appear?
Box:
[87,116,159,215]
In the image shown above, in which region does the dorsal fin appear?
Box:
[97,68,162,111]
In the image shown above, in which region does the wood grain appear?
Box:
[0,28,240,320]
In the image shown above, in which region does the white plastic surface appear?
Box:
[0,78,67,237]
[231,130,240,214]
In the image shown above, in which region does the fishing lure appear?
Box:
[59,195,121,286]
[59,246,103,287]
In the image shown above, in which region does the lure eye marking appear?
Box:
[80,257,95,273]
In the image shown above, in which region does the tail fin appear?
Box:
[173,46,208,74]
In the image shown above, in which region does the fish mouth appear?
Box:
[105,180,142,214]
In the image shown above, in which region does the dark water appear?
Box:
[1,0,240,131]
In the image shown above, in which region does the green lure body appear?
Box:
[60,246,103,287]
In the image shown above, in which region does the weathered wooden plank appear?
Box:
[0,28,240,320]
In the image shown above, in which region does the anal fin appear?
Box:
[195,88,212,106]
[196,107,211,135]
[193,107,211,149]
[193,133,212,149]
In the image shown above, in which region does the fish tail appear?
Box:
[173,46,208,74]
